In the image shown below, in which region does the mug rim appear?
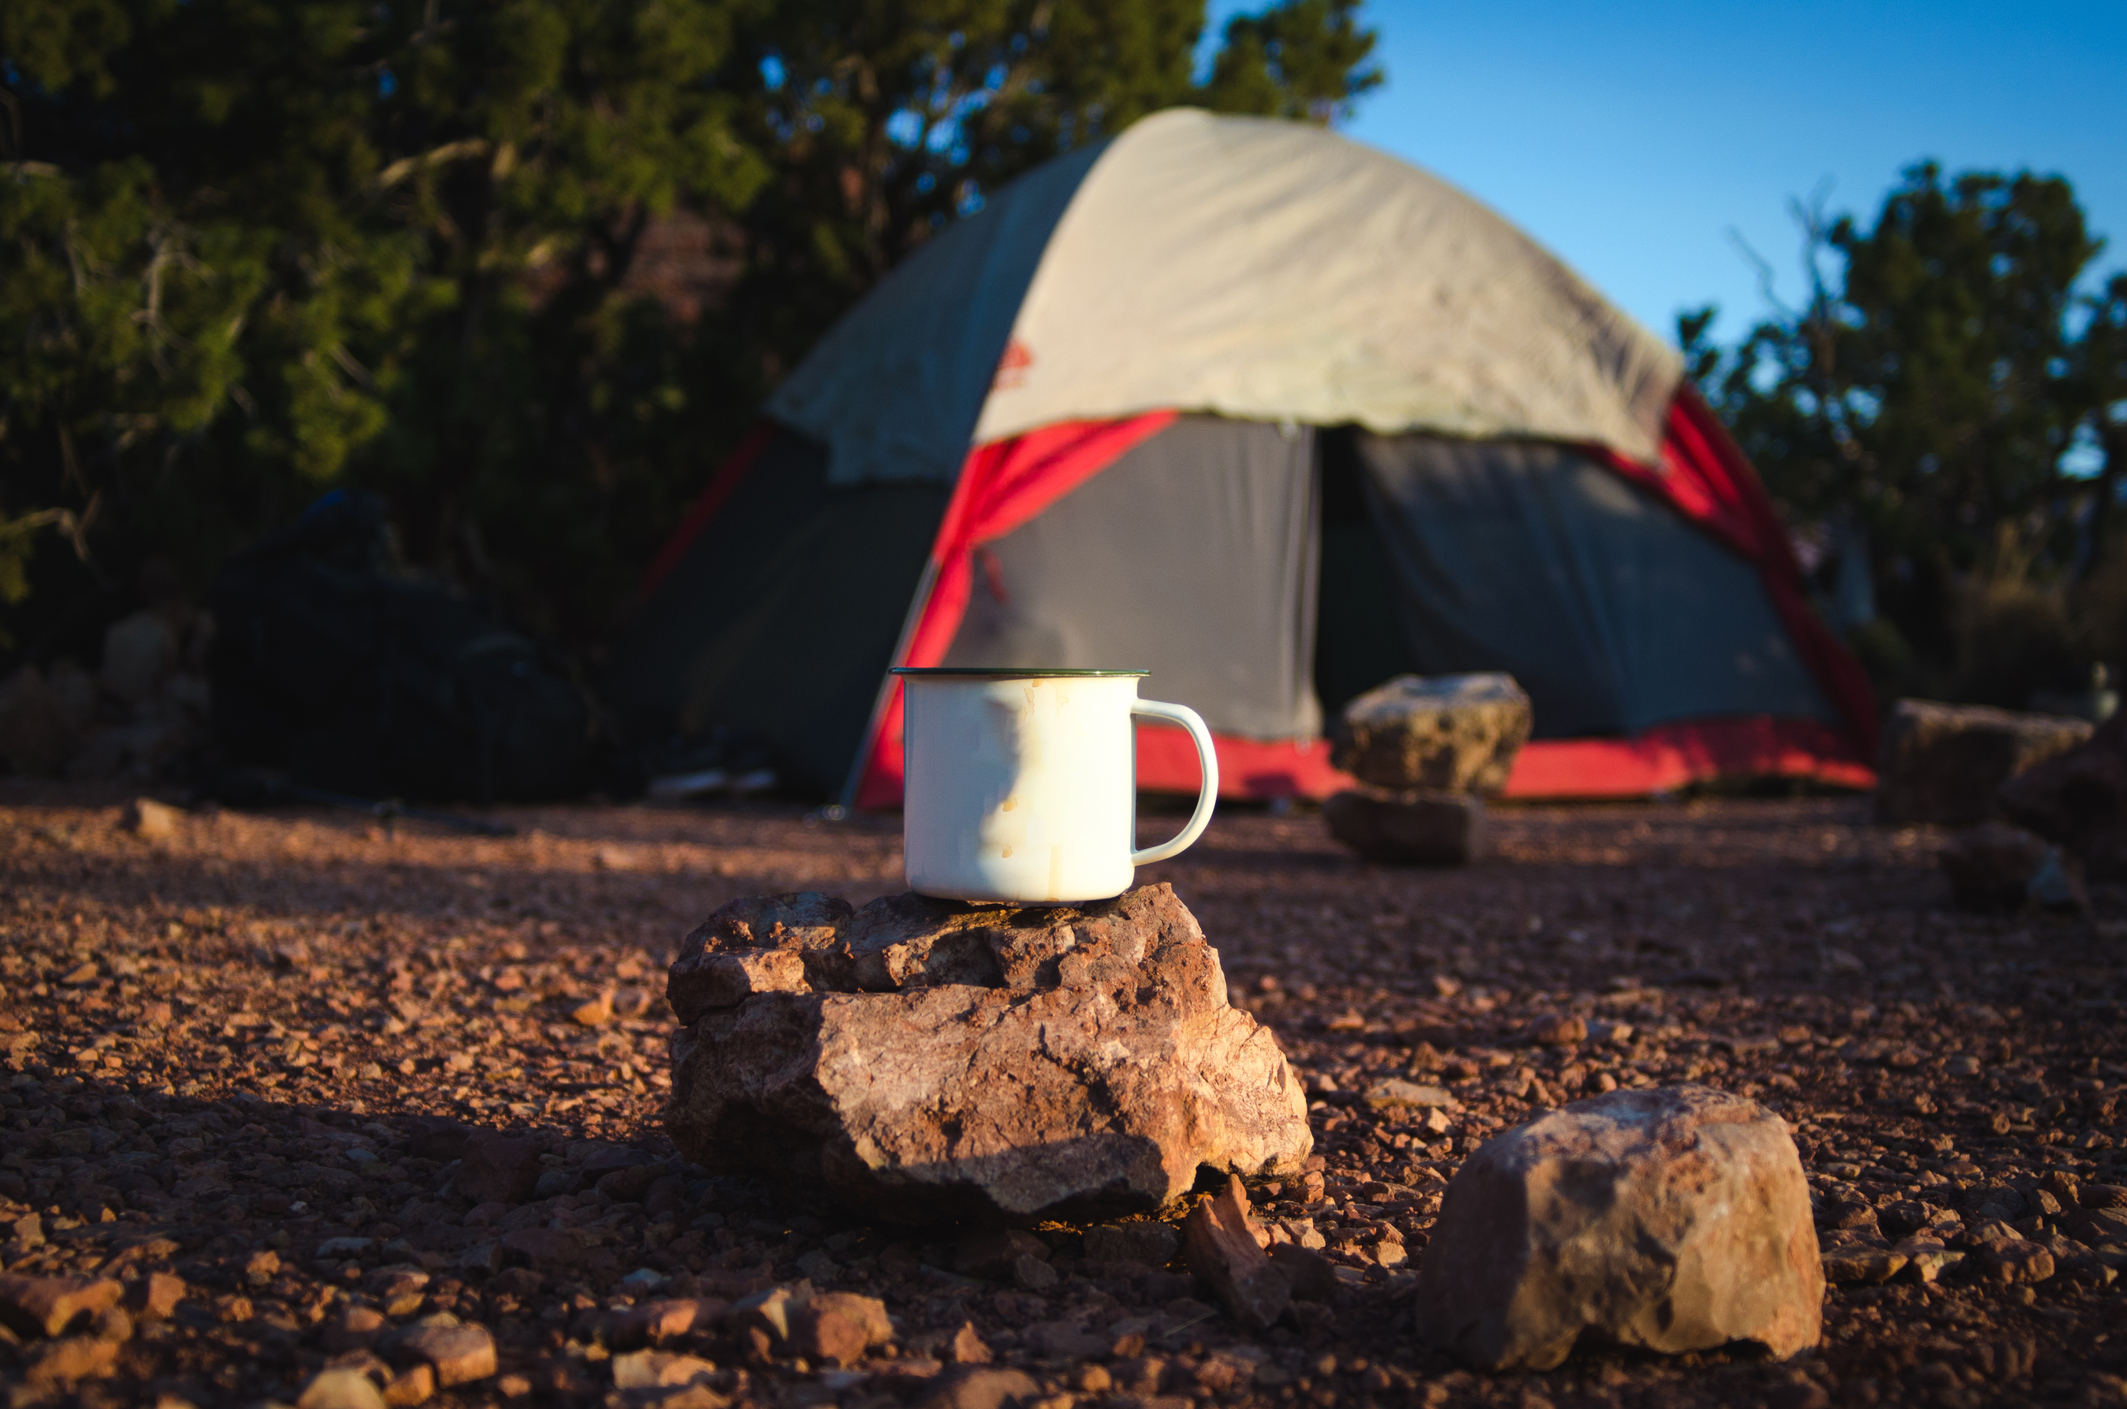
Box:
[890,666,1148,678]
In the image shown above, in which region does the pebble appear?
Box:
[395,1322,498,1387]
[298,1368,389,1409]
[0,1274,126,1339]
[610,1350,718,1389]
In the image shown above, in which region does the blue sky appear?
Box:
[1214,1,2127,347]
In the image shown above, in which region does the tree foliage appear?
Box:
[1682,163,2123,703]
[1,0,1379,662]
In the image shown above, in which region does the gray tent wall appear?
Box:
[611,414,1835,799]
[1317,428,1835,737]
[941,417,1322,741]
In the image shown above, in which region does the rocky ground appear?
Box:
[2,781,2124,1409]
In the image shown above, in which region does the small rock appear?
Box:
[26,1335,118,1387]
[1415,1085,1822,1370]
[791,1292,892,1366]
[727,1284,808,1346]
[368,1266,431,1318]
[1820,1240,1906,1285]
[917,1367,1042,1409]
[1519,1013,1588,1047]
[569,991,615,1027]
[455,1132,544,1204]
[124,1272,186,1321]
[0,1274,126,1339]
[610,1350,718,1389]
[594,1162,661,1203]
[2064,1206,2127,1250]
[1877,698,2091,826]
[1363,1079,1457,1111]
[91,1304,133,1343]
[1083,1222,1180,1267]
[488,1268,543,1300]
[1894,1240,1965,1283]
[1181,1174,1290,1332]
[1978,1239,2056,1284]
[1323,788,1487,865]
[946,1322,992,1364]
[7,1212,44,1251]
[1330,672,1533,793]
[1012,1255,1059,1292]
[122,797,186,841]
[326,1304,391,1353]
[396,1322,498,1387]
[299,1368,389,1409]
[244,1248,282,1288]
[609,1297,728,1349]
[383,1365,436,1407]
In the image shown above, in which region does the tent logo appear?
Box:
[992,338,1035,390]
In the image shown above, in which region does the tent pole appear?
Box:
[838,556,941,812]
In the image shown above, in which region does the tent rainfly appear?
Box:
[610,108,1878,807]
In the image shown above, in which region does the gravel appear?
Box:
[2,780,2124,1408]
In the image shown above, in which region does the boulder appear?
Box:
[1322,788,1485,865]
[665,885,1311,1223]
[1329,673,1532,794]
[1999,710,2127,881]
[1876,698,2091,825]
[1415,1084,1821,1371]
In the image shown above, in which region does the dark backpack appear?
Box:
[209,492,591,803]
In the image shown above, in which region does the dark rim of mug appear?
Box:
[889,667,1148,678]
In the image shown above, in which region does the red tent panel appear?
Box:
[853,413,1178,809]
[1130,715,1871,801]
[1589,388,1880,760]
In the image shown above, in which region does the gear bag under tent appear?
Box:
[608,109,1878,806]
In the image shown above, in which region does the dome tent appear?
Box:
[610,109,1877,807]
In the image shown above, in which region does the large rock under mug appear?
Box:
[1415,1085,1822,1371]
[1330,673,1532,795]
[664,884,1312,1222]
[1876,698,2091,826]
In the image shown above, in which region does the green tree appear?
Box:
[718,0,1379,383]
[1,0,1379,666]
[1682,163,2115,703]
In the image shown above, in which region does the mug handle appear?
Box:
[1129,699,1220,866]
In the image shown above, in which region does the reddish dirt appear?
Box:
[2,782,2124,1408]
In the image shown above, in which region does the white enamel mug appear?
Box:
[893,667,1219,903]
